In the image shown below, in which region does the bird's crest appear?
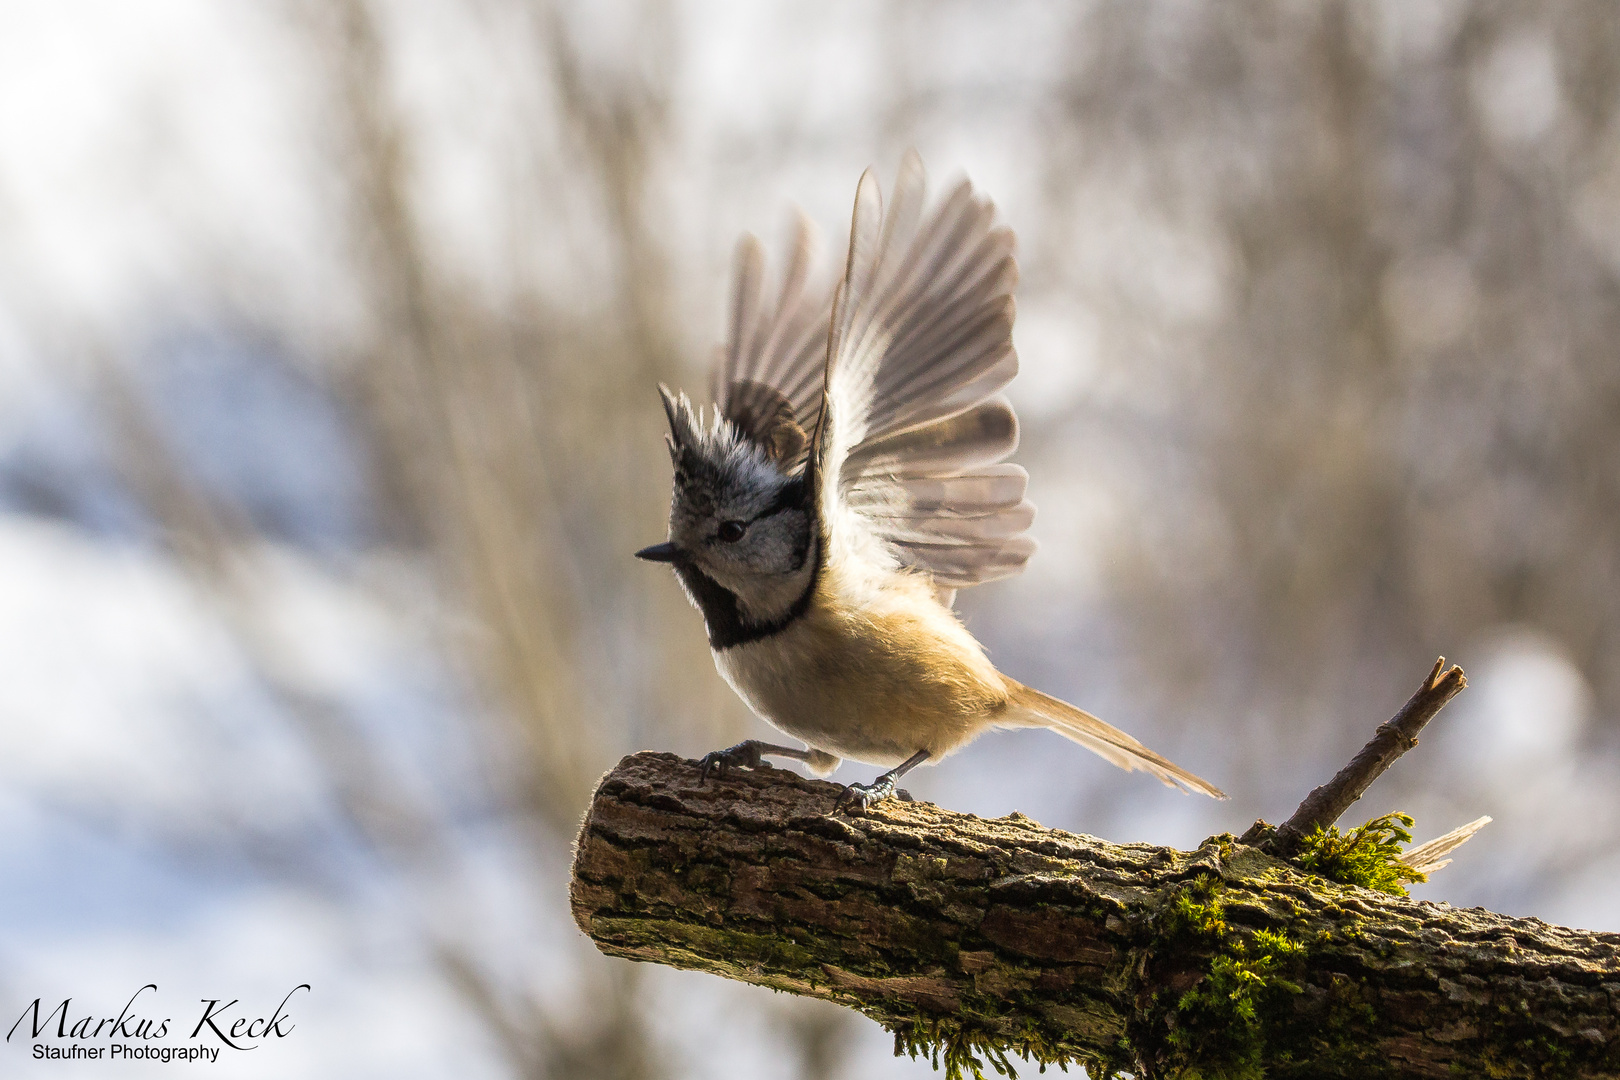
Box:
[659,384,792,511]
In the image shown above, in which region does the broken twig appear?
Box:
[1264,657,1466,857]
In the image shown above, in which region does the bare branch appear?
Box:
[1265,658,1467,857]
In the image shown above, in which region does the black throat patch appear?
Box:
[672,548,819,650]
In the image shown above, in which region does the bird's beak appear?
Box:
[634,541,678,563]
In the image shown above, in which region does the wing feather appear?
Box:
[712,214,835,467]
[844,395,1019,477]
[812,152,1033,592]
[709,152,1036,596]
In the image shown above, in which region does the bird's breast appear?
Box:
[711,574,1008,767]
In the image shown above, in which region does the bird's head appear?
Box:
[636,387,815,615]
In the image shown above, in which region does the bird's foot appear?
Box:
[697,740,767,783]
[836,774,898,813]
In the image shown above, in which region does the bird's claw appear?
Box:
[698,741,765,784]
[836,775,898,813]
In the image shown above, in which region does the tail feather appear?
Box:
[1001,682,1227,799]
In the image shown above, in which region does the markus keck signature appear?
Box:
[7,983,310,1064]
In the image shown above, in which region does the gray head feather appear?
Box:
[659,385,796,511]
[656,385,815,621]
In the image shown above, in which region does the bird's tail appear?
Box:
[999,681,1227,799]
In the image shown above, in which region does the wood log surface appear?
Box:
[571,751,1620,1079]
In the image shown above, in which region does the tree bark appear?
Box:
[571,752,1620,1079]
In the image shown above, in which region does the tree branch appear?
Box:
[1264,658,1467,857]
[571,752,1619,1079]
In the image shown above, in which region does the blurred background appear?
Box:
[2,1,1618,1076]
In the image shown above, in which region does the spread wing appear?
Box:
[811,150,1034,596]
[712,213,835,472]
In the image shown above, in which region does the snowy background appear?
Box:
[2,2,1618,1077]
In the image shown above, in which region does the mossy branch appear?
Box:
[571,751,1620,1079]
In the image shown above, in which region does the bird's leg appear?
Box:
[837,749,930,812]
[698,740,821,783]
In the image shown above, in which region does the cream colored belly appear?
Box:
[711,600,1008,768]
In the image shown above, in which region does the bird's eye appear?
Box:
[717,520,746,543]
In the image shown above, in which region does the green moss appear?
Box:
[885,1013,1092,1080]
[1146,876,1396,1079]
[1161,874,1228,941]
[1295,813,1427,896]
[873,868,1402,1080]
[1164,925,1306,1079]
[1469,1012,1583,1079]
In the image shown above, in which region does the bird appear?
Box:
[635,151,1225,809]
